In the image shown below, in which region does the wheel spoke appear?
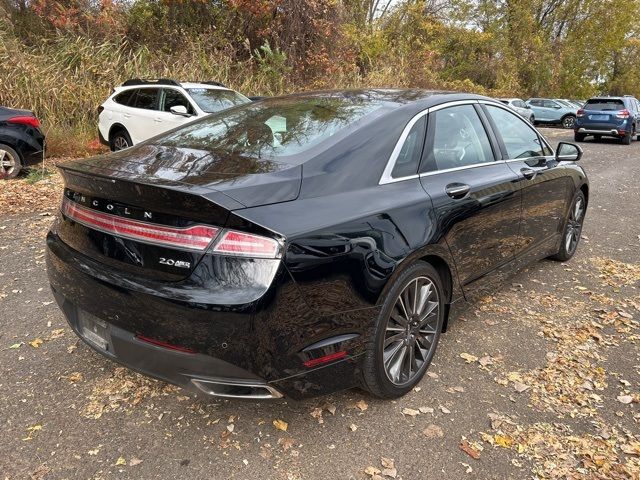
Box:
[390,308,408,327]
[387,345,408,383]
[419,301,438,326]
[384,332,405,347]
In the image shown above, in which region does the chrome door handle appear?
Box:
[521,168,536,180]
[445,183,471,199]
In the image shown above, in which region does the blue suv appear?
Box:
[574,96,640,145]
[526,98,578,128]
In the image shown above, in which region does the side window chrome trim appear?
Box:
[379,99,480,185]
[419,160,504,178]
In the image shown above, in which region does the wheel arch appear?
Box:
[579,182,589,206]
[108,123,129,140]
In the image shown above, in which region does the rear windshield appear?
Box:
[158,96,385,159]
[187,88,250,113]
[585,99,624,110]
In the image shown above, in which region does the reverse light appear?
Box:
[616,109,631,119]
[61,197,219,251]
[212,229,281,259]
[8,115,40,129]
[576,109,586,118]
[303,351,348,368]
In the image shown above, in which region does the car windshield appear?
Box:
[158,95,385,159]
[187,88,250,113]
[585,99,624,111]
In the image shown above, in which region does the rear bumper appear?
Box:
[576,127,625,137]
[98,128,109,147]
[46,230,365,399]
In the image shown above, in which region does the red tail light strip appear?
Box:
[61,197,219,251]
[8,116,41,128]
[212,230,280,258]
[303,350,348,368]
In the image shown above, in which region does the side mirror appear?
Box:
[526,105,532,109]
[556,142,582,162]
[170,105,190,116]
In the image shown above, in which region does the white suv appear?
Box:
[98,79,251,151]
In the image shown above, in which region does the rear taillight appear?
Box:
[616,109,631,119]
[61,197,219,251]
[212,229,281,258]
[8,115,40,128]
[576,109,585,117]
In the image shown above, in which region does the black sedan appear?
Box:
[46,90,588,400]
[0,106,45,179]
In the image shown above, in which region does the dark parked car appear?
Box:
[46,90,588,400]
[574,96,640,144]
[0,106,45,179]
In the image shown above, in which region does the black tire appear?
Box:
[529,114,535,124]
[110,129,132,152]
[361,261,445,398]
[574,132,586,142]
[0,143,22,179]
[549,190,586,262]
[561,115,576,129]
[594,135,601,141]
[622,131,632,145]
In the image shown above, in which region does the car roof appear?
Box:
[115,83,231,92]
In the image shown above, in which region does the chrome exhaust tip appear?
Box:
[191,378,283,399]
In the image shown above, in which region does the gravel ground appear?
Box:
[0,128,638,480]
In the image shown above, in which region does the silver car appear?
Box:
[498,98,535,123]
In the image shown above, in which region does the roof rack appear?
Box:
[122,78,181,87]
[187,81,227,88]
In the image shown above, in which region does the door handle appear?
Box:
[445,183,471,199]
[521,168,536,180]
[154,117,162,123]
[123,113,131,119]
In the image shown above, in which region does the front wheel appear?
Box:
[574,132,586,142]
[529,114,535,124]
[0,143,22,179]
[361,261,444,398]
[549,191,586,262]
[562,115,576,129]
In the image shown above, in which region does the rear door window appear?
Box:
[132,88,159,110]
[421,104,494,172]
[485,105,549,158]
[585,99,624,111]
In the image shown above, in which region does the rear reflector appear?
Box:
[8,115,40,128]
[303,350,348,368]
[135,335,195,353]
[61,197,219,251]
[212,229,280,258]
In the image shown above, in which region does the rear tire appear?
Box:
[0,143,22,179]
[622,131,632,145]
[574,132,586,142]
[562,115,576,129]
[361,261,445,399]
[549,190,586,262]
[110,129,132,151]
[529,114,535,124]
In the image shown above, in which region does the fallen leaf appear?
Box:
[349,424,358,432]
[355,399,369,411]
[418,406,434,414]
[617,394,633,404]
[423,424,444,438]
[460,440,481,459]
[130,458,143,466]
[88,448,99,456]
[273,419,288,432]
[460,352,478,363]
[364,466,381,476]
[513,382,530,393]
[439,405,451,414]
[9,342,22,349]
[226,423,234,433]
[29,338,43,348]
[381,457,395,469]
[115,457,126,466]
[381,467,397,478]
[401,407,420,417]
[323,403,336,415]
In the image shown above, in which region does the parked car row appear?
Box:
[498,97,584,128]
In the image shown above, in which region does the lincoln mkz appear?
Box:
[46,90,588,399]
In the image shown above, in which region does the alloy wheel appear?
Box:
[382,276,440,385]
[565,196,584,255]
[113,136,129,151]
[0,148,16,178]
[562,116,576,129]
